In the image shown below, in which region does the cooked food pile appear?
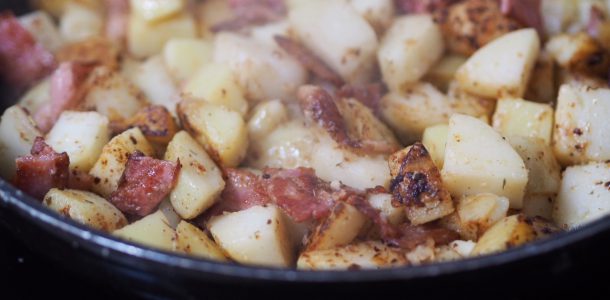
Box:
[0,0,609,270]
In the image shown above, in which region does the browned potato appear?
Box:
[472,214,536,255]
[113,105,178,145]
[56,36,119,70]
[546,32,610,78]
[306,202,367,251]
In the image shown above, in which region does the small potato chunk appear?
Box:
[546,32,610,77]
[247,100,288,141]
[163,38,213,82]
[182,62,248,116]
[114,210,176,251]
[248,120,315,169]
[425,54,467,92]
[128,12,196,58]
[289,0,378,83]
[174,221,227,261]
[59,2,103,43]
[508,136,561,196]
[165,131,225,219]
[456,193,510,241]
[0,106,42,179]
[208,205,294,268]
[553,163,610,229]
[377,14,444,93]
[89,128,155,197]
[442,114,528,208]
[297,241,407,270]
[492,98,554,145]
[177,100,248,168]
[455,29,540,99]
[345,0,395,34]
[43,188,127,232]
[46,111,110,173]
[553,84,610,165]
[367,193,405,226]
[306,202,367,251]
[422,124,449,169]
[130,0,185,22]
[472,214,536,256]
[129,56,180,116]
[18,10,63,52]
[18,78,51,114]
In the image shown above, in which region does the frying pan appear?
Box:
[1,1,609,298]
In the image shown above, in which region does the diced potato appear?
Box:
[31,0,101,18]
[46,111,109,173]
[380,83,452,144]
[541,0,578,36]
[553,84,610,165]
[208,205,294,267]
[177,100,248,168]
[523,194,554,220]
[367,193,405,226]
[425,54,467,92]
[117,105,178,145]
[289,0,378,83]
[455,29,541,99]
[524,52,556,104]
[377,14,444,92]
[163,38,214,83]
[18,78,51,120]
[297,241,407,270]
[546,32,610,77]
[89,128,155,197]
[182,62,248,116]
[449,240,476,258]
[195,0,234,39]
[306,202,367,251]
[508,136,561,196]
[345,0,395,34]
[174,221,227,261]
[405,242,436,265]
[129,56,180,115]
[422,124,449,169]
[158,199,181,229]
[553,163,610,229]
[492,97,554,145]
[0,106,42,179]
[19,10,63,52]
[247,119,315,169]
[130,0,185,22]
[114,210,176,251]
[447,81,495,123]
[128,12,196,58]
[247,100,288,141]
[456,193,510,241]
[59,2,103,44]
[472,214,536,256]
[43,188,127,232]
[56,37,120,70]
[442,114,528,208]
[165,131,225,219]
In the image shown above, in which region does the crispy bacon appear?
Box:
[394,0,457,14]
[275,35,344,87]
[336,83,384,112]
[500,0,544,36]
[0,12,55,89]
[104,0,129,46]
[212,0,286,32]
[14,137,69,200]
[109,152,181,217]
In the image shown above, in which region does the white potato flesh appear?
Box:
[366,193,405,225]
[247,119,315,169]
[442,114,528,208]
[344,0,395,33]
[19,10,63,52]
[289,0,378,83]
[297,241,407,270]
[165,131,225,219]
[208,205,294,268]
[158,199,181,229]
[449,240,476,258]
[163,38,214,83]
[130,56,180,116]
[553,163,610,229]
[114,210,176,251]
[18,77,51,114]
[455,29,540,99]
[306,202,367,251]
[195,0,234,39]
[59,2,103,43]
[493,98,554,145]
[249,20,293,47]
[508,136,561,196]
[31,0,102,18]
[377,14,444,93]
[43,188,127,232]
[247,100,289,141]
[553,84,610,165]
[213,32,307,103]
[422,124,449,169]
[89,128,155,197]
[130,0,185,22]
[46,111,109,173]
[472,215,536,256]
[174,221,228,261]
[541,0,578,35]
[128,12,196,58]
[183,62,248,116]
[0,106,42,179]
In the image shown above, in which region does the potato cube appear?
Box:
[114,210,176,251]
[129,56,180,115]
[508,136,561,196]
[456,193,510,241]
[546,32,610,77]
[346,0,395,34]
[18,77,51,114]
[174,221,227,261]
[422,124,449,169]
[447,81,495,123]
[19,10,63,52]
[306,202,367,251]
[247,100,288,141]
[128,12,196,58]
[248,120,316,170]
[472,214,536,255]
[367,193,404,226]
[297,241,407,270]
[117,105,178,145]
[523,194,554,220]
[492,97,554,145]
[0,106,42,179]
[59,2,103,43]
[43,188,127,232]
[130,0,185,22]
[425,54,467,92]
[163,38,213,83]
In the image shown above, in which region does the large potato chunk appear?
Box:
[46,111,110,173]
[553,163,610,229]
[89,128,155,197]
[492,98,554,145]
[442,114,528,208]
[0,106,42,179]
[508,136,561,196]
[129,56,180,115]
[114,210,176,251]
[422,124,449,169]
[377,15,444,93]
[297,241,407,270]
[289,0,378,83]
[472,214,536,256]
[306,202,367,251]
[177,100,248,168]
[165,131,225,219]
[208,205,294,268]
[163,38,213,83]
[455,29,540,99]
[553,84,610,165]
[127,12,196,58]
[19,10,63,52]
[174,221,227,261]
[43,188,127,232]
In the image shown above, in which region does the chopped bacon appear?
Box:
[14,137,69,200]
[275,35,344,87]
[56,37,120,71]
[215,168,271,214]
[212,0,286,32]
[394,0,458,14]
[109,152,181,217]
[104,0,129,46]
[500,0,544,36]
[34,62,92,133]
[0,12,55,89]
[336,83,384,112]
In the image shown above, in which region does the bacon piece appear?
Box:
[109,152,181,217]
[500,0,544,36]
[390,223,460,250]
[34,62,92,133]
[394,0,457,14]
[214,168,271,214]
[275,35,344,87]
[336,83,384,112]
[212,0,286,32]
[0,12,55,89]
[104,0,129,46]
[14,137,69,200]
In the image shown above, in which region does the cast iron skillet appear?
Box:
[1,1,610,298]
